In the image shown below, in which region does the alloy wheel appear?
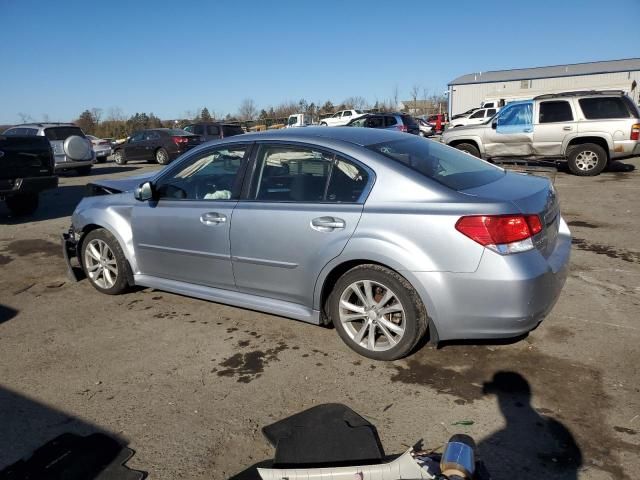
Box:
[574,150,599,171]
[338,280,406,352]
[84,239,118,289]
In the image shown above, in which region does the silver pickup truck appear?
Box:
[442,90,640,176]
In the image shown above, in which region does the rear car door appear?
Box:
[484,101,535,157]
[131,143,252,289]
[140,131,161,161]
[230,142,371,306]
[533,100,577,156]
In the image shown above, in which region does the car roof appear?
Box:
[11,123,76,129]
[229,126,408,147]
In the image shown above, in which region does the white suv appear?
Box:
[442,91,640,176]
[320,109,366,127]
[450,107,498,128]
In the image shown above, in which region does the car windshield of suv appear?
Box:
[368,137,505,190]
[44,127,84,140]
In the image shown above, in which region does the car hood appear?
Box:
[90,170,159,193]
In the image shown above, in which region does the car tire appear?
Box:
[320,122,328,126]
[327,264,428,361]
[5,193,39,216]
[81,228,130,295]
[155,148,170,165]
[76,166,92,175]
[454,143,481,158]
[419,131,426,137]
[567,143,608,176]
[113,150,127,165]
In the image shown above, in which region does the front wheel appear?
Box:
[113,150,127,165]
[155,148,170,165]
[81,229,130,295]
[567,143,607,176]
[320,122,328,126]
[328,265,428,360]
[454,143,481,158]
[5,193,39,216]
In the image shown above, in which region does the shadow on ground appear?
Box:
[0,385,145,479]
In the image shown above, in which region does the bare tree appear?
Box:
[410,84,420,114]
[392,85,399,111]
[238,98,257,121]
[106,107,125,122]
[343,96,368,110]
[17,112,33,123]
[91,108,103,124]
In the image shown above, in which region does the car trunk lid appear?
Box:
[460,171,560,258]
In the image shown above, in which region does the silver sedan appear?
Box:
[63,127,570,360]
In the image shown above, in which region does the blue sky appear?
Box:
[0,0,638,124]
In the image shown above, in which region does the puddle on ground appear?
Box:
[567,220,599,229]
[2,239,60,258]
[572,238,640,264]
[216,342,288,383]
[389,345,639,479]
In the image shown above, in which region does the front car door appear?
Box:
[126,131,146,160]
[532,99,577,156]
[131,143,252,289]
[483,101,535,158]
[230,142,372,306]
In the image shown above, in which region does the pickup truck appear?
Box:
[442,90,640,176]
[0,135,58,215]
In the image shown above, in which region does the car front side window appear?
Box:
[154,146,249,201]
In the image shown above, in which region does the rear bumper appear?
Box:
[611,140,640,159]
[0,176,58,197]
[54,153,95,170]
[412,218,571,341]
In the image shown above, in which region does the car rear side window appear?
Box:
[44,127,84,140]
[368,116,384,128]
[252,145,368,203]
[385,116,398,127]
[222,125,244,137]
[539,101,573,123]
[578,97,631,119]
[368,138,504,190]
[207,125,220,136]
[192,125,205,135]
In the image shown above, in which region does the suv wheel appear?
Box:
[328,265,428,360]
[567,143,608,176]
[454,143,481,158]
[155,148,170,165]
[5,193,39,216]
[113,150,127,165]
[81,229,130,295]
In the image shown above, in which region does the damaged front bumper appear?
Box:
[62,226,82,281]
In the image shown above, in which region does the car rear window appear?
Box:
[368,138,505,190]
[222,125,244,136]
[578,97,632,119]
[44,127,84,140]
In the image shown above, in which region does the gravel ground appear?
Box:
[1,158,639,479]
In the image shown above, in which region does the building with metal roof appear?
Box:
[447,58,640,116]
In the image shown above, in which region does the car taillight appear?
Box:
[455,214,543,254]
[398,125,408,132]
[172,136,188,145]
[631,124,640,141]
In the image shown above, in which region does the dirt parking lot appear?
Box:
[1,158,639,479]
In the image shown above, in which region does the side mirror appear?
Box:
[134,181,154,201]
[491,120,498,130]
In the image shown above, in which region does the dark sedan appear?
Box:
[113,129,201,165]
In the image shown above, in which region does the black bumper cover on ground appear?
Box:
[62,231,82,282]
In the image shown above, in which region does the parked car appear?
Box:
[426,113,449,133]
[2,123,95,175]
[451,108,478,121]
[1,134,58,215]
[63,127,570,360]
[346,113,420,135]
[286,113,313,128]
[449,108,498,128]
[320,110,366,126]
[441,90,640,176]
[182,123,244,142]
[86,135,113,163]
[417,118,435,137]
[112,128,201,165]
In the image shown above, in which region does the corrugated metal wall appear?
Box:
[449,71,640,116]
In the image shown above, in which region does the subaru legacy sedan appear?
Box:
[63,128,571,360]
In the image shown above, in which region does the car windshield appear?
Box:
[44,127,84,140]
[368,138,505,190]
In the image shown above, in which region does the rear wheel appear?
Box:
[81,229,130,295]
[567,143,607,176]
[454,142,481,158]
[155,148,170,165]
[5,193,39,216]
[320,122,328,126]
[328,265,428,360]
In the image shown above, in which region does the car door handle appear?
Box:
[200,212,227,225]
[563,126,572,131]
[311,216,345,232]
